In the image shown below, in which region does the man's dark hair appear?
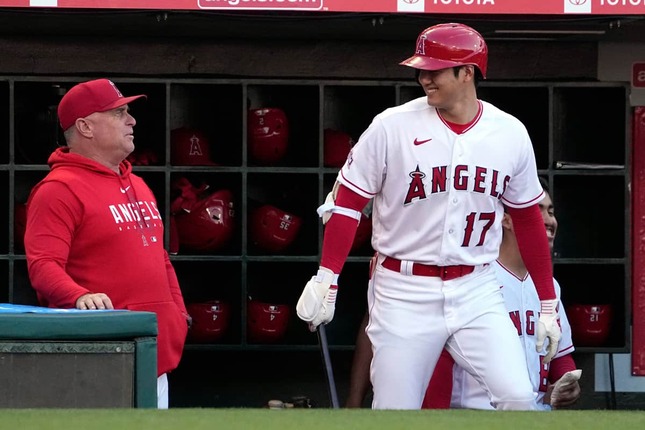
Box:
[539,177,550,195]
[452,66,483,86]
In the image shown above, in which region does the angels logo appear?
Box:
[189,135,204,156]
[403,163,509,206]
[564,0,591,13]
[416,35,427,55]
[397,0,424,12]
[404,165,427,205]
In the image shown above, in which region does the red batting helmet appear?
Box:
[567,304,613,347]
[172,181,236,253]
[248,108,289,165]
[399,23,488,78]
[171,127,217,166]
[324,129,354,168]
[247,299,290,344]
[186,301,231,343]
[249,204,302,253]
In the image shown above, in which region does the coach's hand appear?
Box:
[76,293,114,310]
[296,267,338,332]
[536,298,561,363]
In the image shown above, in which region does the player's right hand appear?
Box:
[536,298,561,363]
[296,267,338,332]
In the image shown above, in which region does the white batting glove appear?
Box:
[549,369,582,408]
[296,267,339,332]
[536,298,561,363]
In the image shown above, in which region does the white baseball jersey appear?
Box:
[450,260,575,410]
[338,97,543,266]
[350,96,545,410]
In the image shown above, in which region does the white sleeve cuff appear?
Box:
[316,202,362,224]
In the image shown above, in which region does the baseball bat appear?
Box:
[317,324,340,409]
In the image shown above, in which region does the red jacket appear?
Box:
[25,147,188,376]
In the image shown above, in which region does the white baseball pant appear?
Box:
[366,257,538,410]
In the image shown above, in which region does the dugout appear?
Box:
[0,306,158,408]
[0,2,644,409]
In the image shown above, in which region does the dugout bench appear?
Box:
[0,305,158,408]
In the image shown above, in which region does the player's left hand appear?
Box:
[548,369,582,409]
[536,298,561,363]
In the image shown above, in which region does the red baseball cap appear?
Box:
[57,78,146,131]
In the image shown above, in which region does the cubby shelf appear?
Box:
[0,76,631,356]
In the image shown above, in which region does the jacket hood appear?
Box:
[48,147,133,178]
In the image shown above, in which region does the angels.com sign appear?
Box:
[198,0,323,9]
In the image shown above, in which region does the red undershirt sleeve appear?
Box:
[320,184,371,274]
[548,354,577,383]
[506,204,557,301]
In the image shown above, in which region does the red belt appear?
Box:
[381,257,475,281]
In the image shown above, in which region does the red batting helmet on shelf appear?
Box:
[186,300,231,343]
[399,23,488,78]
[249,204,302,253]
[567,304,613,347]
[247,299,290,344]
[171,179,236,253]
[323,129,354,168]
[171,127,218,166]
[247,108,289,165]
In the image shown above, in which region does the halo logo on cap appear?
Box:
[108,80,124,97]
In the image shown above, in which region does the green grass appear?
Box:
[0,409,644,430]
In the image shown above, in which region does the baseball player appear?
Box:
[296,22,561,410]
[423,178,581,410]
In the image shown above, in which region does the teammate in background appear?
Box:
[296,23,561,410]
[24,79,190,409]
[427,178,580,410]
